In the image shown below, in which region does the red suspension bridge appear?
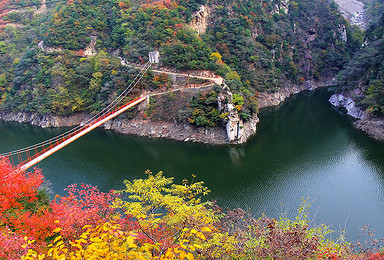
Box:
[0,60,153,171]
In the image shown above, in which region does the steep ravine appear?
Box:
[328,0,384,142]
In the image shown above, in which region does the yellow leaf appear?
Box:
[90,237,102,243]
[53,227,62,233]
[186,252,194,260]
[73,244,83,250]
[195,232,206,240]
[53,236,62,244]
[201,227,212,232]
[77,238,87,244]
[128,243,138,248]
[80,233,89,239]
[179,251,186,259]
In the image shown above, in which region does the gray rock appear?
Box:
[329,93,365,119]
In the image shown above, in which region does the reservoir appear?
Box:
[1,89,383,241]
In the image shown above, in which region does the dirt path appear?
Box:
[119,57,223,85]
[147,83,214,97]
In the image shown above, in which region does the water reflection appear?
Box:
[228,146,245,165]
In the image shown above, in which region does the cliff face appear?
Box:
[329,92,384,142]
[0,111,89,128]
[218,84,259,144]
[0,110,229,144]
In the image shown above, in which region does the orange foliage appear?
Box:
[0,157,119,251]
[0,157,56,243]
[142,0,178,10]
[73,49,85,56]
[118,2,128,9]
[0,0,10,30]
[0,157,44,213]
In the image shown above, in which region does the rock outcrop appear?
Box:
[257,79,331,109]
[270,0,289,15]
[218,84,259,144]
[84,34,97,56]
[329,91,384,142]
[329,92,365,119]
[189,5,210,35]
[0,111,90,128]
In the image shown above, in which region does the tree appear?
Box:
[113,170,216,258]
[0,157,55,244]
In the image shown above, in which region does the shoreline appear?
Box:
[353,118,384,142]
[0,80,331,145]
[329,93,384,142]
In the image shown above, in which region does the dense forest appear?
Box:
[0,0,366,128]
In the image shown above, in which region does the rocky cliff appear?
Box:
[329,91,384,142]
[218,84,259,144]
[329,92,365,120]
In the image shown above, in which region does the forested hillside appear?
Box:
[0,0,361,127]
[337,0,384,116]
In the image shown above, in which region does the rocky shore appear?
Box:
[354,118,384,142]
[329,92,384,142]
[257,80,328,109]
[0,110,227,144]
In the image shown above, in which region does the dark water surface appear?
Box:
[1,89,384,240]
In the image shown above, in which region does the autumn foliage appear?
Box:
[0,157,383,259]
[0,0,10,28]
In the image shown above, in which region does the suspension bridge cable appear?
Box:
[0,61,152,158]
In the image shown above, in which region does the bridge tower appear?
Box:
[148,51,160,64]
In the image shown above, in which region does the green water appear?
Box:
[1,89,384,240]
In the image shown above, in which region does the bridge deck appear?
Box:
[18,96,146,171]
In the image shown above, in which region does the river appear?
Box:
[1,89,383,241]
